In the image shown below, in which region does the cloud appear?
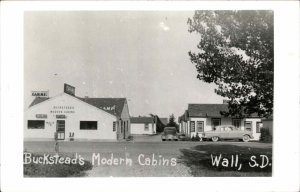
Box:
[159,22,170,31]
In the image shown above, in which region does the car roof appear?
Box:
[164,127,176,129]
[216,125,235,127]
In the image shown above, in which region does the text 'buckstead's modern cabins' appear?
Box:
[178,102,262,140]
[24,84,130,141]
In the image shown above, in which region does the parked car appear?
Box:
[161,127,178,141]
[202,125,253,142]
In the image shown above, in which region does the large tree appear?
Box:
[188,10,273,117]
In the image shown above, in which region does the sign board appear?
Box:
[32,91,49,97]
[36,114,47,118]
[64,83,75,96]
[56,115,66,119]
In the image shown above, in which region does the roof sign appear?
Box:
[64,83,75,96]
[36,114,47,118]
[32,91,49,97]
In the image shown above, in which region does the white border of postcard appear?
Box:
[1,1,300,192]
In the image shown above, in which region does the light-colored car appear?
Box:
[161,127,178,141]
[202,125,253,142]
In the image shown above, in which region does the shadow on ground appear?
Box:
[178,144,272,177]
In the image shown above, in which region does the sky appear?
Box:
[24,11,224,118]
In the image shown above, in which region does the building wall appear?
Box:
[118,101,131,139]
[131,123,155,134]
[189,117,207,137]
[262,119,273,136]
[181,117,262,140]
[243,118,262,140]
[24,93,117,141]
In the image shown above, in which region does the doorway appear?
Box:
[56,120,65,140]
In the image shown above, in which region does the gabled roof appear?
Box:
[78,97,126,117]
[130,117,154,124]
[187,103,260,118]
[188,104,229,117]
[29,94,127,117]
[29,97,49,107]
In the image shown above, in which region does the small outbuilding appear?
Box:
[130,116,156,135]
[130,116,168,135]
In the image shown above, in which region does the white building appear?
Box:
[130,116,157,135]
[25,84,131,141]
[130,116,168,135]
[178,103,262,140]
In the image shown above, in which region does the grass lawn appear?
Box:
[178,143,272,177]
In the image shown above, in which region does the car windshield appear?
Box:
[164,127,176,134]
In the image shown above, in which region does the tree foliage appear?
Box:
[188,11,273,117]
[167,114,179,131]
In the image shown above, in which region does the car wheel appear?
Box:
[242,135,250,142]
[162,139,165,141]
[212,136,219,142]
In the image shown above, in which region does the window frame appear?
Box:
[79,121,98,130]
[212,118,221,130]
[196,121,204,132]
[28,120,45,129]
[232,118,241,128]
[190,121,195,132]
[113,121,116,132]
[244,121,252,132]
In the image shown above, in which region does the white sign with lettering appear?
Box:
[32,91,49,97]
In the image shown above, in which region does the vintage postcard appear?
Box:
[23,10,273,177]
[1,1,300,192]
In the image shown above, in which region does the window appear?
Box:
[113,122,116,132]
[28,120,45,129]
[220,126,226,132]
[212,118,221,130]
[232,119,241,128]
[245,121,252,131]
[190,121,195,132]
[196,121,204,132]
[256,122,262,133]
[144,123,149,131]
[225,126,233,131]
[80,121,97,130]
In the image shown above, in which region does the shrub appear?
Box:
[181,137,191,141]
[190,134,201,142]
[260,128,272,143]
[126,135,133,141]
[191,136,195,141]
